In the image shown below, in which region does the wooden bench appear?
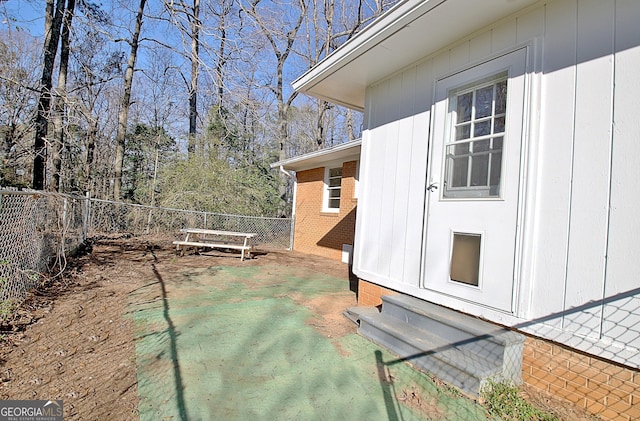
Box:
[173,228,257,261]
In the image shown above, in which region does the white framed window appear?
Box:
[323,166,342,212]
[443,72,508,199]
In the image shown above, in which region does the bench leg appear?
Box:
[242,237,251,261]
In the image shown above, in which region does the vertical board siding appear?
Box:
[469,31,492,63]
[391,68,417,284]
[449,40,470,71]
[491,19,518,53]
[403,59,433,286]
[563,0,614,339]
[354,0,640,362]
[602,0,640,350]
[377,76,401,278]
[515,5,545,44]
[378,121,400,277]
[528,0,576,323]
[357,82,387,274]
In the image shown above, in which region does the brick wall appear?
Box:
[359,278,640,419]
[523,337,640,420]
[357,279,398,307]
[293,160,357,261]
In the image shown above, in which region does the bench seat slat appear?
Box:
[172,240,251,251]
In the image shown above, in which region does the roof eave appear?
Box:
[292,0,541,109]
[271,139,362,172]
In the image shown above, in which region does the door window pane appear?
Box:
[474,120,491,137]
[470,154,489,187]
[454,143,470,154]
[490,151,502,189]
[495,81,507,114]
[457,92,473,123]
[475,85,494,118]
[451,156,469,188]
[474,139,490,153]
[456,124,471,140]
[444,74,507,198]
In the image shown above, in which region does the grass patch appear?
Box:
[481,380,558,421]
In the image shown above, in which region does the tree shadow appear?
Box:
[372,286,640,419]
[150,262,189,421]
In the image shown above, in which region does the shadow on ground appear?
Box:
[128,255,492,421]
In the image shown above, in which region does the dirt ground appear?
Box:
[0,236,595,420]
[0,237,357,420]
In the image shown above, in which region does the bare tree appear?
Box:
[163,0,202,155]
[0,32,40,188]
[307,0,395,148]
[71,20,122,197]
[189,0,200,155]
[241,0,307,211]
[51,0,76,192]
[32,0,65,190]
[113,0,147,200]
[1,0,394,212]
[211,0,234,107]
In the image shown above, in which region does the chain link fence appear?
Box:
[0,190,87,318]
[87,198,292,250]
[0,190,292,318]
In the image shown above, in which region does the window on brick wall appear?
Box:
[323,166,342,212]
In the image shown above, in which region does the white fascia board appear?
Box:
[291,0,443,88]
[293,0,540,110]
[292,0,442,110]
[270,140,362,172]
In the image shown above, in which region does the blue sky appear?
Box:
[1,0,45,36]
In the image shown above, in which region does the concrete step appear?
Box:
[382,294,524,368]
[357,294,525,396]
[359,312,502,395]
[343,305,381,325]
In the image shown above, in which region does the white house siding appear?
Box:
[355,64,431,287]
[353,0,640,367]
[603,0,640,354]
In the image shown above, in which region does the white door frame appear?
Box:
[421,46,532,313]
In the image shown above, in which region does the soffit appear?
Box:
[271,140,362,172]
[293,0,540,110]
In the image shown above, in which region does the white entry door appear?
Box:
[422,48,528,312]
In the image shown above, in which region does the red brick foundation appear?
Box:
[357,279,398,307]
[523,337,640,420]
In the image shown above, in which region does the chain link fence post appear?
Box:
[83,192,90,242]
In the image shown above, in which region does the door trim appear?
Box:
[420,45,534,314]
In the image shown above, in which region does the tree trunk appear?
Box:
[113,0,147,200]
[187,0,200,156]
[1,125,16,185]
[346,108,355,141]
[84,117,97,194]
[315,0,334,149]
[216,25,226,107]
[51,0,75,192]
[32,0,64,190]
